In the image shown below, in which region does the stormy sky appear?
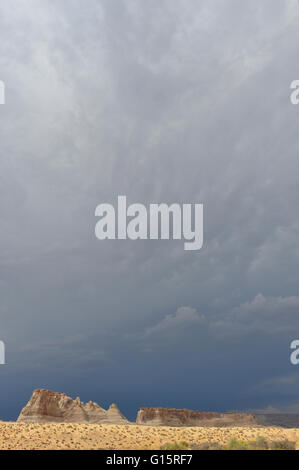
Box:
[1,0,299,421]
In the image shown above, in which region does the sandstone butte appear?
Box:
[17,389,129,424]
[17,389,258,427]
[136,407,258,427]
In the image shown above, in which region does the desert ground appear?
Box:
[0,422,298,450]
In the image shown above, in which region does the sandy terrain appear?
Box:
[0,422,298,450]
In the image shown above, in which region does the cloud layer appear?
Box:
[0,0,299,419]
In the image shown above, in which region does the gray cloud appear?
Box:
[0,0,299,418]
[253,371,299,396]
[211,294,299,336]
[145,306,205,336]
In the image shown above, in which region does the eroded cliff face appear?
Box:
[17,389,129,424]
[136,408,257,427]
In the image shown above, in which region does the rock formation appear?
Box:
[17,389,129,424]
[136,407,257,427]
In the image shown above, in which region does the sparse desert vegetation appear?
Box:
[162,435,296,451]
[0,422,298,450]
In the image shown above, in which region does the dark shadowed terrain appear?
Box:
[255,414,299,428]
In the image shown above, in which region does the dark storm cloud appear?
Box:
[0,0,299,419]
